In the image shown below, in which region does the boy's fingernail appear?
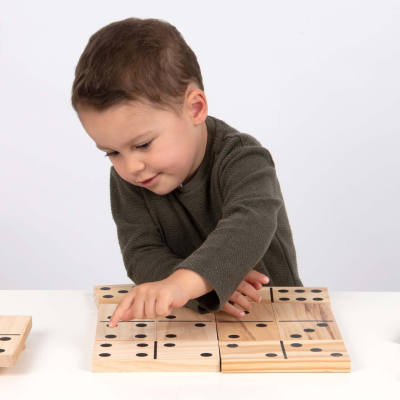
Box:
[109,322,113,327]
[263,277,269,282]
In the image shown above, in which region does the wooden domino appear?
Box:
[92,285,351,373]
[93,284,135,308]
[92,303,219,372]
[0,315,32,367]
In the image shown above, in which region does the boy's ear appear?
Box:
[186,87,208,124]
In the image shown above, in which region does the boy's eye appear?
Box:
[104,140,152,157]
[105,151,119,157]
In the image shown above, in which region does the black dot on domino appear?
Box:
[118,290,128,293]
[195,323,206,327]
[164,343,175,347]
[105,334,117,339]
[279,297,290,301]
[278,290,289,293]
[291,334,302,338]
[0,349,5,353]
[136,353,148,357]
[227,344,239,348]
[135,334,147,338]
[201,353,212,357]
[256,323,267,327]
[99,353,111,357]
[0,337,11,341]
[296,298,307,301]
[295,290,305,293]
[313,298,324,301]
[106,324,118,327]
[100,343,112,347]
[331,353,343,357]
[137,343,148,347]
[100,287,111,290]
[228,334,240,338]
[136,323,147,327]
[311,289,322,293]
[265,353,278,357]
[291,343,302,347]
[165,315,176,319]
[317,323,328,327]
[244,311,250,314]
[103,295,114,298]
[310,348,322,352]
[166,334,177,338]
[304,329,315,332]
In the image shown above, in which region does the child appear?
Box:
[71,17,304,326]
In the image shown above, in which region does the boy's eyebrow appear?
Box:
[96,130,154,150]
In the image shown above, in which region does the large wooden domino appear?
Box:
[92,285,351,373]
[0,315,32,367]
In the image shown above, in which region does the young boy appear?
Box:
[71,17,304,327]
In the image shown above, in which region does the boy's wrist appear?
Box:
[167,268,213,299]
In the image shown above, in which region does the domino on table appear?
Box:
[0,315,32,367]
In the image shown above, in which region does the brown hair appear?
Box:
[71,17,204,118]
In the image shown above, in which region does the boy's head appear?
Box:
[71,18,208,195]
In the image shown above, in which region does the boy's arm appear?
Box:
[110,166,216,314]
[168,137,284,312]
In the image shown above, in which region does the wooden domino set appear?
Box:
[92,285,351,373]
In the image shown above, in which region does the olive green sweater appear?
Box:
[110,115,304,314]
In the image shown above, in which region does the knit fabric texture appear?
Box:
[110,115,304,314]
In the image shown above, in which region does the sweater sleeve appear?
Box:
[109,166,217,314]
[172,136,284,313]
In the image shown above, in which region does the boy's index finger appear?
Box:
[108,307,123,328]
[109,290,135,328]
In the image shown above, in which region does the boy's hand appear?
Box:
[220,270,269,318]
[108,279,190,327]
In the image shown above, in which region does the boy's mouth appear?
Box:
[139,173,160,186]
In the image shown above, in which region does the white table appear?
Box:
[1,290,399,399]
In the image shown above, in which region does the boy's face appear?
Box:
[78,85,208,195]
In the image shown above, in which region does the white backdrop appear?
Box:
[1,0,399,291]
